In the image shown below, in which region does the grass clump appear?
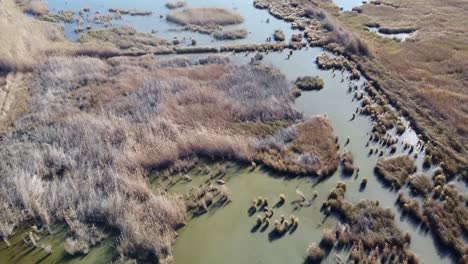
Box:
[408,174,433,196]
[323,183,409,250]
[341,151,355,174]
[213,29,248,40]
[294,76,324,91]
[78,26,167,52]
[167,8,244,26]
[166,1,186,9]
[375,155,416,188]
[255,115,340,177]
[273,30,285,41]
[307,243,325,263]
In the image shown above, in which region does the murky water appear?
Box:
[0,0,457,263]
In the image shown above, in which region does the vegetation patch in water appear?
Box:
[294,76,324,91]
[78,26,168,52]
[255,115,340,177]
[314,182,414,263]
[167,8,244,26]
[214,29,248,40]
[374,155,416,188]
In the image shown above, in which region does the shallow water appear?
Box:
[367,26,413,41]
[0,0,458,263]
[332,0,363,11]
[169,49,452,264]
[47,0,302,45]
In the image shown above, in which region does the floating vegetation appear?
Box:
[294,76,324,91]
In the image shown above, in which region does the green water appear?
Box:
[0,224,114,264]
[170,49,451,264]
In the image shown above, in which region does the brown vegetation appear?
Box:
[375,155,416,188]
[255,115,340,177]
[315,182,411,260]
[294,76,324,91]
[167,8,244,26]
[0,45,309,262]
[306,242,325,263]
[78,26,168,52]
[255,0,467,179]
[24,1,48,16]
[408,174,433,196]
[213,29,248,40]
[341,151,354,174]
[166,1,186,9]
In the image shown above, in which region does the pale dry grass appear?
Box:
[24,1,48,16]
[0,0,66,72]
[0,55,300,261]
[167,8,244,26]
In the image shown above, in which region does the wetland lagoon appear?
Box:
[0,0,466,264]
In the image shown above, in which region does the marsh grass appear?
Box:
[213,29,248,40]
[255,116,339,177]
[167,8,244,26]
[375,155,416,188]
[0,54,302,261]
[294,76,324,91]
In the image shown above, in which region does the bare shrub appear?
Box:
[167,8,244,26]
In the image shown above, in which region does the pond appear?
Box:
[367,26,414,42]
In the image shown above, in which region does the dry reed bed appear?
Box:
[374,155,416,189]
[1,52,333,262]
[314,182,416,263]
[167,8,244,26]
[255,115,340,177]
